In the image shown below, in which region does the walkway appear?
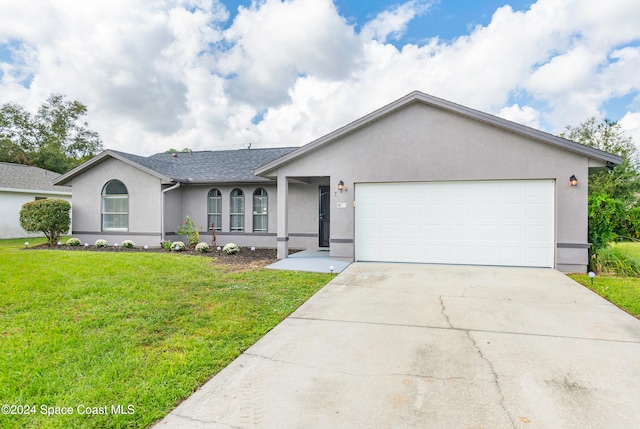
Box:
[265,249,350,273]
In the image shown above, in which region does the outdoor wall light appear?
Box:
[337,180,346,193]
[569,175,578,186]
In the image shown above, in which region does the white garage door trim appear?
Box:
[355,180,555,268]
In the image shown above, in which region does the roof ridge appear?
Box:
[0,162,31,167]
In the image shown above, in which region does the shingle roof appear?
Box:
[0,162,71,193]
[148,148,298,182]
[54,147,299,186]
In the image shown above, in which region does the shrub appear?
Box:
[195,242,210,253]
[222,243,239,254]
[66,238,81,246]
[121,240,135,249]
[95,239,108,248]
[619,206,640,240]
[176,215,202,247]
[170,241,186,251]
[592,246,640,277]
[160,240,172,251]
[588,193,622,252]
[19,198,71,246]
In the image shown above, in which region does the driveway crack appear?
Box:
[439,296,453,328]
[465,331,517,429]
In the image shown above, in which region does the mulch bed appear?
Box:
[26,244,300,270]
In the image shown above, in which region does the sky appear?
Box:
[0,0,639,156]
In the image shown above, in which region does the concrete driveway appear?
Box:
[155,263,640,428]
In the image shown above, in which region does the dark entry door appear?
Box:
[319,186,330,247]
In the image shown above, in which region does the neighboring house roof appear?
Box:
[0,162,71,194]
[255,90,623,176]
[53,147,298,186]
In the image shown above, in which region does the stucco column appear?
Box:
[276,171,289,259]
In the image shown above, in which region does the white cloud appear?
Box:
[497,104,541,129]
[0,0,639,156]
[361,0,434,43]
[620,112,640,149]
[220,0,361,107]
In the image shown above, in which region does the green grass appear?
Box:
[0,236,66,252]
[0,239,332,428]
[568,274,640,319]
[612,241,640,258]
[567,241,640,320]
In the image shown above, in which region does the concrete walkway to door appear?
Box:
[155,263,640,428]
[265,249,351,274]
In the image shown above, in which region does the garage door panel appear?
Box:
[426,225,447,239]
[476,204,496,219]
[451,225,470,240]
[355,181,554,268]
[474,225,496,241]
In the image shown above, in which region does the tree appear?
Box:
[561,117,640,204]
[0,94,103,173]
[0,103,35,164]
[19,199,71,246]
[561,117,640,246]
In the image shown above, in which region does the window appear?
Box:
[253,188,268,232]
[230,188,244,232]
[207,189,222,231]
[102,180,128,231]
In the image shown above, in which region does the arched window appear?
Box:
[207,189,222,231]
[230,188,244,232]
[102,180,128,231]
[253,188,268,232]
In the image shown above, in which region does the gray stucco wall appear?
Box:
[67,157,327,250]
[270,102,590,272]
[68,158,163,247]
[170,181,323,250]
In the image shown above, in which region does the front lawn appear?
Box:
[568,241,640,319]
[612,241,640,258]
[568,274,640,319]
[0,240,331,428]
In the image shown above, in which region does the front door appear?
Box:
[319,186,330,247]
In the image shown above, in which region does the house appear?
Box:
[0,162,72,239]
[53,91,621,272]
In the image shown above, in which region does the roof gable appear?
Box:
[255,91,622,175]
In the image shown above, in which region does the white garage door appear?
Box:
[355,180,555,268]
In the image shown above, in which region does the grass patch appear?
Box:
[0,240,331,428]
[569,241,640,319]
[612,241,640,258]
[568,274,640,319]
[0,236,67,253]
